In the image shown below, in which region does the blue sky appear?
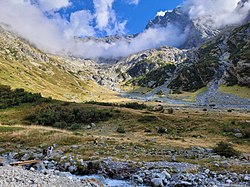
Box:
[0,0,247,58]
[114,0,183,34]
[59,0,184,35]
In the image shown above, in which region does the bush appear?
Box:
[213,142,240,158]
[54,121,68,129]
[120,102,147,110]
[25,104,114,130]
[243,128,250,139]
[171,89,182,94]
[116,126,125,133]
[167,108,174,114]
[144,128,152,133]
[147,105,164,112]
[0,85,51,109]
[157,127,168,134]
[85,101,115,106]
[86,101,148,110]
[69,123,82,131]
[138,115,159,123]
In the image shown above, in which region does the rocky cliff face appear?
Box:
[223,23,250,87]
[117,23,250,92]
[168,23,250,91]
[145,7,220,49]
[146,0,250,49]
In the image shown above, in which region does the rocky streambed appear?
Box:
[1,146,250,187]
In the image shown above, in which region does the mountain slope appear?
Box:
[113,23,250,97]
[0,26,117,102]
[170,23,250,91]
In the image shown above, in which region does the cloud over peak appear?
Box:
[36,0,71,11]
[0,0,249,59]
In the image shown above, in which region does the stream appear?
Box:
[75,174,147,187]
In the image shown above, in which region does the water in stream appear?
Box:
[76,174,147,187]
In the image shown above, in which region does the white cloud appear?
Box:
[0,0,249,59]
[0,0,67,53]
[126,0,140,5]
[37,0,71,11]
[73,24,188,58]
[156,10,172,17]
[182,0,250,28]
[93,0,127,35]
[64,10,96,38]
[93,0,115,30]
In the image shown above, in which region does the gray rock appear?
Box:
[33,162,46,171]
[234,133,243,138]
[0,148,5,152]
[64,162,71,170]
[29,167,35,172]
[151,178,164,187]
[21,153,31,161]
[204,169,210,174]
[58,172,73,178]
[243,175,250,181]
[161,170,171,179]
[226,179,233,184]
[178,181,193,186]
[68,165,77,173]
[132,175,143,183]
[171,155,176,162]
[91,123,96,128]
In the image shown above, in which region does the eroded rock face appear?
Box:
[145,7,220,49]
[224,23,250,87]
[130,23,250,92]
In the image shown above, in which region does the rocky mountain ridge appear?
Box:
[0,0,249,104]
[115,23,250,93]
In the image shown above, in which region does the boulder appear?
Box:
[161,170,171,179]
[234,133,243,138]
[151,178,164,187]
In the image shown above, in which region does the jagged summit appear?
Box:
[145,0,250,49]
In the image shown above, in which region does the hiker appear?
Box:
[94,138,98,145]
[42,149,47,157]
[47,146,54,156]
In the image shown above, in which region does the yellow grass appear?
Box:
[168,87,208,102]
[219,85,250,99]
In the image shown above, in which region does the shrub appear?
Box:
[167,108,174,114]
[171,89,182,94]
[147,105,164,112]
[157,127,168,134]
[213,142,240,158]
[25,104,114,130]
[243,128,250,139]
[116,126,125,133]
[86,101,148,110]
[138,115,159,123]
[85,101,115,106]
[156,90,164,96]
[69,123,82,131]
[54,121,68,129]
[144,128,152,133]
[120,102,147,110]
[0,85,51,109]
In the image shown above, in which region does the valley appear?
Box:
[0,0,249,186]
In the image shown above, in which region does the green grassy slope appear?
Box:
[0,26,118,102]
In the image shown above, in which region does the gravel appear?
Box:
[0,166,96,187]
